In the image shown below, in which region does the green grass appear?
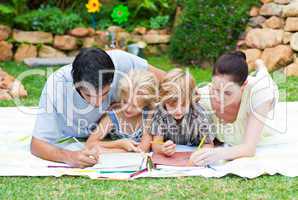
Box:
[1,56,298,199]
[1,56,298,106]
[0,62,55,107]
[0,56,213,107]
[0,176,297,199]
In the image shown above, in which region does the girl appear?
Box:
[86,70,158,152]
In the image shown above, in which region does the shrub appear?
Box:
[125,0,176,30]
[0,4,14,25]
[169,0,259,65]
[26,0,83,10]
[0,0,28,25]
[96,18,114,30]
[128,0,176,17]
[150,15,170,29]
[14,6,84,34]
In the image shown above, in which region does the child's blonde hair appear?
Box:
[118,70,159,109]
[160,68,196,104]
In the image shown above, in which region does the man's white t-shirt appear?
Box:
[32,50,148,144]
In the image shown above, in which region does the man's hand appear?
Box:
[65,148,98,168]
[31,137,100,168]
[161,140,176,156]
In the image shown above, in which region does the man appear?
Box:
[31,48,165,168]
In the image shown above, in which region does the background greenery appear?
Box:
[0,0,178,33]
[0,55,297,107]
[14,6,84,35]
[170,0,260,64]
[0,0,259,65]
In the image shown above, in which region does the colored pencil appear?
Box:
[72,137,84,148]
[196,135,217,171]
[100,170,136,174]
[197,135,207,150]
[151,140,165,145]
[48,165,74,168]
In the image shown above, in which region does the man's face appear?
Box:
[79,85,111,107]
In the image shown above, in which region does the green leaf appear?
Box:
[0,4,15,15]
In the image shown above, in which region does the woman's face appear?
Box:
[210,75,245,108]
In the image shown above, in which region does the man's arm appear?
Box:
[31,70,98,168]
[31,137,98,168]
[31,137,71,163]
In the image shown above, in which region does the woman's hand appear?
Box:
[118,139,140,152]
[189,148,223,166]
[161,140,176,156]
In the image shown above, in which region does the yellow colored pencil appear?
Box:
[197,135,207,150]
[74,169,97,173]
[151,140,165,145]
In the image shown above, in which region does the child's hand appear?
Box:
[118,139,140,152]
[161,140,176,156]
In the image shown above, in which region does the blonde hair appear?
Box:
[118,70,159,109]
[160,68,196,104]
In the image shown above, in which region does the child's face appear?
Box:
[165,100,190,121]
[121,96,144,118]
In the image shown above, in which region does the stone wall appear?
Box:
[238,0,298,76]
[0,25,171,64]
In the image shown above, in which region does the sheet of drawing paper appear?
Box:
[175,145,196,152]
[152,152,192,167]
[93,153,145,169]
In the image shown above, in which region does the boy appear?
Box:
[151,68,214,156]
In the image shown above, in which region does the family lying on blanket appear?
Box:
[30,48,285,168]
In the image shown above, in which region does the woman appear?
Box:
[190,51,292,166]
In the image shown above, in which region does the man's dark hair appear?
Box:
[72,48,115,89]
[213,51,248,86]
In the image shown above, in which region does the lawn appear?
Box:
[1,55,298,199]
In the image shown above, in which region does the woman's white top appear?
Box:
[198,66,293,146]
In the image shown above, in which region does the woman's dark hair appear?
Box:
[72,48,115,89]
[212,51,248,86]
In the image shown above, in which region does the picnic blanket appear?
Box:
[1,103,298,180]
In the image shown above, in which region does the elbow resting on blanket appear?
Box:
[241,145,256,158]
